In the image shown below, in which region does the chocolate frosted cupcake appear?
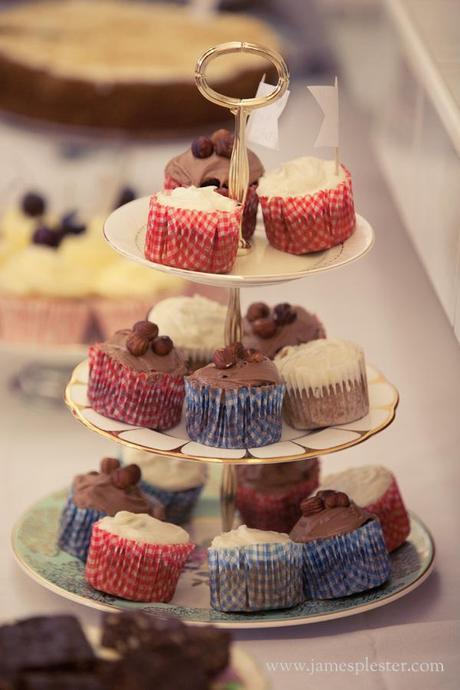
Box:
[58,458,164,561]
[291,490,390,599]
[243,301,325,359]
[164,129,264,241]
[88,320,187,430]
[185,342,285,448]
[208,526,303,612]
[236,458,320,533]
[275,338,369,429]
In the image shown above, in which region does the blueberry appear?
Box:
[21,192,46,217]
[61,211,86,235]
[191,136,214,159]
[114,186,137,208]
[32,225,62,248]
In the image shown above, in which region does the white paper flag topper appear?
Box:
[308,77,339,148]
[246,78,290,150]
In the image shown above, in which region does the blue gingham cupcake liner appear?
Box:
[208,542,304,612]
[301,519,391,599]
[185,380,285,448]
[58,494,106,562]
[139,481,204,525]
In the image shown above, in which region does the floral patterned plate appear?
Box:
[11,491,434,629]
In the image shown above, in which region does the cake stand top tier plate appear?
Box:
[104,197,374,288]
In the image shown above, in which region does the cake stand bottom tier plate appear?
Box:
[11,491,434,629]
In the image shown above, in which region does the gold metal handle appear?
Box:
[195,42,289,250]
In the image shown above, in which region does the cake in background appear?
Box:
[0,0,280,133]
[164,128,264,240]
[0,187,186,345]
[275,338,369,429]
[122,446,208,525]
[86,511,195,602]
[236,458,320,533]
[258,156,356,254]
[148,294,227,370]
[88,320,187,430]
[290,490,391,599]
[318,465,411,552]
[243,301,326,359]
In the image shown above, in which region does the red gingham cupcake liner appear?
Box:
[365,476,411,552]
[145,192,241,274]
[85,523,195,602]
[0,295,90,345]
[164,175,259,241]
[259,165,356,254]
[236,459,320,533]
[88,345,184,430]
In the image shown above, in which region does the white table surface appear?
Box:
[0,86,459,689]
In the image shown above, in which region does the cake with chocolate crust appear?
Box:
[290,490,391,599]
[164,130,264,240]
[0,0,280,133]
[185,342,285,448]
[88,320,187,429]
[243,301,325,359]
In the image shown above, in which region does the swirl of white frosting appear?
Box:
[122,447,208,490]
[319,465,393,507]
[156,186,238,212]
[148,295,226,351]
[275,338,366,397]
[258,156,346,198]
[211,525,291,549]
[97,511,190,544]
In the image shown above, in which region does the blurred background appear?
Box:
[0,0,459,402]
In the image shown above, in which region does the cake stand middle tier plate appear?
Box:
[65,360,398,464]
[103,197,374,288]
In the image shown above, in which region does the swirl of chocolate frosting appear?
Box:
[98,328,187,377]
[72,459,164,519]
[188,343,281,390]
[290,490,372,543]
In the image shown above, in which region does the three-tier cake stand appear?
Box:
[11,43,434,628]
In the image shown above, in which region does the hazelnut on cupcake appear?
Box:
[145,186,242,274]
[275,338,369,430]
[236,458,320,533]
[291,489,391,599]
[258,156,356,254]
[243,301,325,359]
[58,458,164,562]
[87,319,186,430]
[164,128,264,241]
[185,342,285,449]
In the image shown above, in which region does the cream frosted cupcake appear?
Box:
[122,447,208,525]
[145,186,242,274]
[86,511,195,602]
[258,156,356,254]
[275,338,369,430]
[208,525,303,612]
[319,465,410,552]
[148,294,227,370]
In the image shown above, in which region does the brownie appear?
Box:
[109,649,208,690]
[0,616,96,677]
[18,672,107,690]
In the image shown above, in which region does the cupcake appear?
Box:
[236,458,320,533]
[86,511,195,602]
[145,186,242,274]
[208,525,303,612]
[243,301,325,359]
[290,490,391,599]
[148,294,227,370]
[319,465,410,552]
[185,342,285,449]
[164,128,264,241]
[275,338,369,430]
[258,156,356,254]
[88,320,187,430]
[58,458,164,561]
[122,447,208,525]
